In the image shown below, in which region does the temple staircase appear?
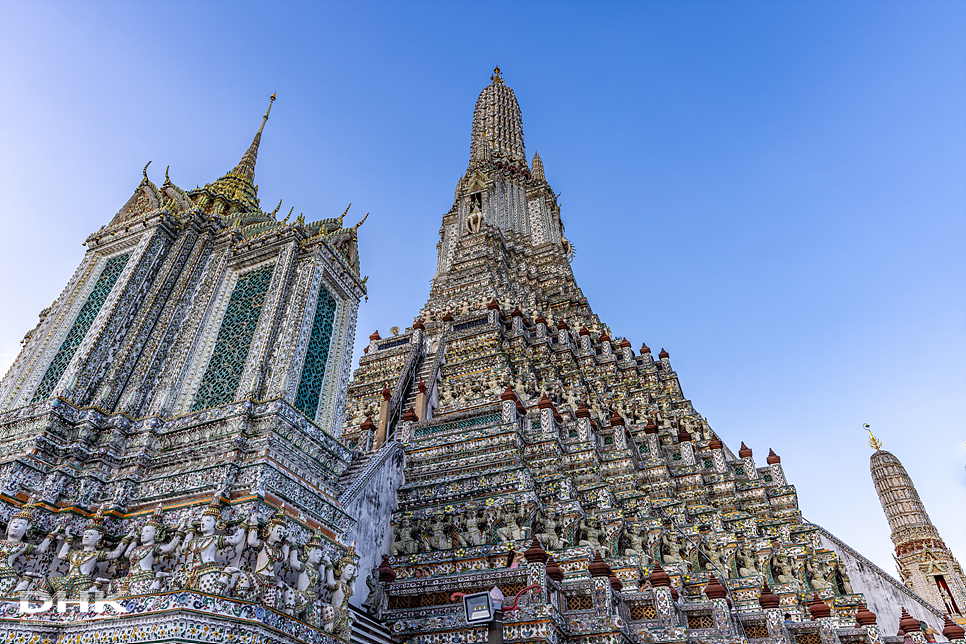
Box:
[339,452,372,491]
[401,347,439,416]
[350,604,396,644]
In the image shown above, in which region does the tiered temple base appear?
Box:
[373,401,900,644]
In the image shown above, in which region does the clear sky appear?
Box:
[1,0,963,579]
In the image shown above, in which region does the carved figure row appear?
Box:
[0,498,359,639]
[387,501,854,596]
[391,502,533,555]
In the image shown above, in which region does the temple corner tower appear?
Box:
[870,434,966,624]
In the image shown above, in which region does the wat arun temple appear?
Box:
[0,70,962,644]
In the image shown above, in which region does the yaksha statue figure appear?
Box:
[41,507,133,599]
[113,504,186,598]
[391,519,417,556]
[236,505,291,609]
[287,527,326,626]
[736,543,759,577]
[0,497,54,596]
[770,553,799,586]
[176,498,246,595]
[322,543,359,639]
[496,502,529,542]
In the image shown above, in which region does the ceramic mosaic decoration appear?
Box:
[340,69,959,644]
[0,96,376,644]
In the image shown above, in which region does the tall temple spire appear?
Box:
[870,446,966,618]
[468,67,527,171]
[189,94,277,215]
[231,93,275,181]
[432,70,570,304]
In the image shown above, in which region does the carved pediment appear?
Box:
[109,163,162,227]
[465,170,489,194]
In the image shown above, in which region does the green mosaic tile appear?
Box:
[32,254,130,402]
[294,287,337,420]
[192,265,274,411]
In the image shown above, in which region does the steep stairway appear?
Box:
[400,348,437,416]
[338,452,372,491]
[350,604,395,644]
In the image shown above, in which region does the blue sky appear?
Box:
[1,0,963,577]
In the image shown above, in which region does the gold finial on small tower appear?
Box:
[864,423,883,451]
[491,66,503,84]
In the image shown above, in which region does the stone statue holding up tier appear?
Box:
[114,504,187,597]
[450,512,468,549]
[41,507,133,599]
[832,562,853,595]
[770,553,798,586]
[428,513,450,551]
[236,505,291,609]
[805,557,831,590]
[391,519,416,555]
[620,524,649,561]
[418,517,435,552]
[287,527,325,626]
[578,517,605,554]
[736,544,759,577]
[176,498,246,595]
[661,530,685,564]
[0,497,55,596]
[496,502,529,542]
[464,506,484,546]
[537,512,567,551]
[322,544,358,639]
[700,539,727,574]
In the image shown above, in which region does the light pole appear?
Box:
[487,587,504,644]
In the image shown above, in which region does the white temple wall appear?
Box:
[340,441,406,609]
[818,527,947,638]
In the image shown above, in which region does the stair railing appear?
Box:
[420,330,447,417]
[387,334,424,442]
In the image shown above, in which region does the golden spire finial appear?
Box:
[229,94,276,182]
[263,93,275,120]
[164,165,170,183]
[142,160,152,181]
[491,66,503,84]
[282,206,293,223]
[270,199,282,218]
[864,424,883,451]
[352,212,369,231]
